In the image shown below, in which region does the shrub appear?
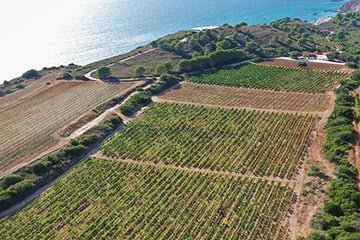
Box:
[156,62,172,75]
[0,190,16,211]
[63,144,86,157]
[346,62,358,69]
[59,72,73,80]
[15,84,25,89]
[290,51,301,59]
[110,116,122,127]
[97,66,111,79]
[135,66,146,77]
[8,180,36,200]
[0,89,5,97]
[178,49,246,72]
[298,61,308,67]
[308,164,321,177]
[147,74,180,95]
[120,92,152,116]
[31,160,52,176]
[79,134,99,146]
[0,174,24,189]
[22,69,39,79]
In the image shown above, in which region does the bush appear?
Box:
[298,61,308,67]
[120,92,152,116]
[346,62,358,69]
[156,62,172,75]
[59,72,73,80]
[22,69,39,79]
[308,164,321,177]
[8,180,36,200]
[31,160,52,176]
[109,116,122,127]
[135,66,146,77]
[79,134,99,146]
[63,144,86,157]
[147,74,180,95]
[179,49,246,72]
[290,51,301,59]
[0,174,24,189]
[0,190,16,211]
[0,89,6,97]
[97,66,111,79]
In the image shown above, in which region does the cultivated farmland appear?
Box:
[0,158,294,240]
[0,79,144,176]
[189,64,348,93]
[157,82,332,112]
[102,103,316,178]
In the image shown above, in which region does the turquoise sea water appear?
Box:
[0,0,346,82]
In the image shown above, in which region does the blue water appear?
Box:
[0,0,346,82]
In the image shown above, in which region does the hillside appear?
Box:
[0,11,359,240]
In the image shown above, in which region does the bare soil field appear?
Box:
[0,76,144,176]
[156,82,332,113]
[260,58,354,72]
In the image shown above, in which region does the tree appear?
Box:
[22,69,39,79]
[189,38,198,49]
[156,62,172,75]
[175,42,185,53]
[298,61,308,67]
[216,40,231,50]
[0,89,5,97]
[199,35,210,45]
[135,66,146,77]
[290,51,301,59]
[97,66,111,79]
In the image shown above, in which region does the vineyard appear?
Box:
[157,82,332,112]
[0,158,294,240]
[0,80,144,176]
[189,64,348,93]
[102,103,316,178]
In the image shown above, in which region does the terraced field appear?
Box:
[0,80,144,176]
[157,82,332,112]
[0,158,294,240]
[189,64,348,93]
[102,103,316,178]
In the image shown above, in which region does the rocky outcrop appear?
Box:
[338,0,360,13]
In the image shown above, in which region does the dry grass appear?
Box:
[109,48,182,78]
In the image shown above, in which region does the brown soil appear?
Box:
[260,58,354,72]
[156,82,332,113]
[0,73,143,177]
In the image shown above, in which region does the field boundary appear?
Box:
[95,155,296,185]
[153,95,325,115]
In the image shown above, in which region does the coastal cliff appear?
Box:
[338,0,360,13]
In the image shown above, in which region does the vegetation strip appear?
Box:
[301,71,360,240]
[119,74,180,116]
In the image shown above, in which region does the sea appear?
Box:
[0,0,347,83]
